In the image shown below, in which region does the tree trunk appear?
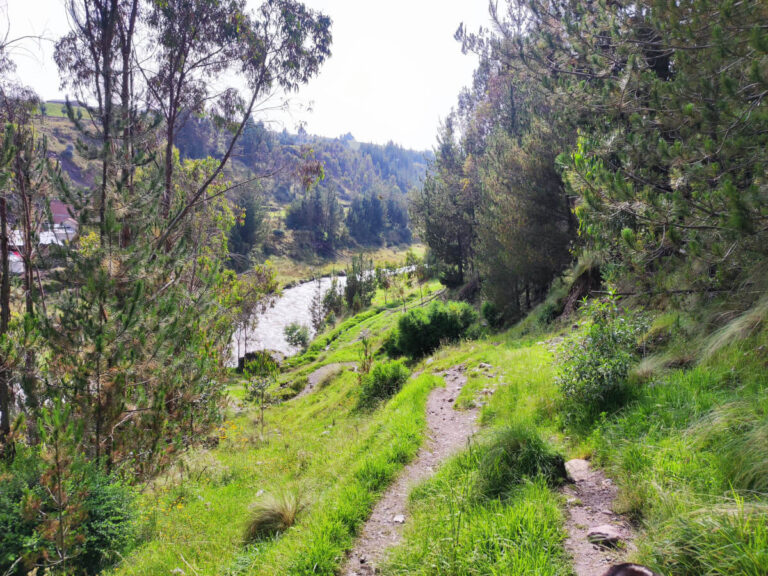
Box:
[0,196,11,450]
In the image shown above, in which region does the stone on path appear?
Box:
[587,524,623,548]
[565,458,591,482]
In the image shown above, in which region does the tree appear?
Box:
[345,254,376,312]
[410,118,478,287]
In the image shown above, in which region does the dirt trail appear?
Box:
[295,363,357,400]
[562,459,637,576]
[342,365,478,576]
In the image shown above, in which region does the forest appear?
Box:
[1,0,767,575]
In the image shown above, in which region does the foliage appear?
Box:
[409,119,477,287]
[394,301,478,359]
[556,298,646,427]
[0,444,136,576]
[284,323,311,350]
[481,301,504,329]
[358,360,411,408]
[344,254,376,312]
[346,187,411,246]
[285,186,345,257]
[475,424,566,500]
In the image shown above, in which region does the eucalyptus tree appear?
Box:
[46,0,331,473]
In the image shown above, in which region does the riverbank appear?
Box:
[267,244,425,288]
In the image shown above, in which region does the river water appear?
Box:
[231,276,347,362]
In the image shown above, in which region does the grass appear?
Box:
[380,337,571,575]
[267,244,426,287]
[109,282,441,576]
[244,488,307,542]
[113,270,768,576]
[577,307,768,575]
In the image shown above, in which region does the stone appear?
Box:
[587,524,623,547]
[478,362,493,370]
[565,458,591,482]
[393,514,405,524]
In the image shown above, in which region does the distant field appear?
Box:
[268,243,426,287]
[38,101,89,119]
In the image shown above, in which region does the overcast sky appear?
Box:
[3,0,490,150]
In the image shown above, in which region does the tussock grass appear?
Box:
[644,495,768,576]
[244,488,307,542]
[704,295,768,358]
[476,424,566,499]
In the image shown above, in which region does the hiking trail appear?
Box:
[562,459,638,576]
[342,364,478,575]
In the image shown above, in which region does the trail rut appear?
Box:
[562,460,637,576]
[342,365,478,576]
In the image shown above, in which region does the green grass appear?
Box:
[113,273,768,576]
[376,335,570,575]
[577,310,768,575]
[109,283,443,576]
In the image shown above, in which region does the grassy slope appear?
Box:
[110,280,441,576]
[114,269,768,576]
[383,335,571,575]
[382,301,768,576]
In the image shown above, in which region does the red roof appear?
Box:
[50,200,74,224]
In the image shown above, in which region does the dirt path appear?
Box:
[342,365,478,576]
[562,459,637,576]
[295,363,357,400]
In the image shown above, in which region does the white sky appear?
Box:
[3,0,490,150]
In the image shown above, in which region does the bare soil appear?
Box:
[562,460,636,576]
[295,362,357,400]
[342,365,478,575]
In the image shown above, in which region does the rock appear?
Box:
[478,362,493,370]
[426,357,434,365]
[565,458,591,482]
[393,514,405,524]
[587,524,623,547]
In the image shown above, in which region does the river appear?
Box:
[231,276,347,362]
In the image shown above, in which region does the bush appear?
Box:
[475,424,566,500]
[244,488,307,542]
[556,297,646,428]
[396,301,478,359]
[358,360,411,408]
[481,301,504,329]
[0,448,136,576]
[284,322,310,350]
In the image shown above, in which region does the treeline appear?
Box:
[0,1,331,573]
[173,117,426,267]
[412,0,768,321]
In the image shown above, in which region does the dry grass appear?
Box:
[243,487,308,542]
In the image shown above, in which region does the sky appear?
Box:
[3,0,491,150]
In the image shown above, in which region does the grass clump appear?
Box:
[476,424,566,499]
[244,488,307,542]
[643,497,768,576]
[358,360,411,408]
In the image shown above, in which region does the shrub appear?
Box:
[244,488,307,542]
[284,322,310,350]
[556,297,646,428]
[481,301,504,329]
[396,301,478,359]
[475,424,566,499]
[0,448,136,576]
[358,360,411,408]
